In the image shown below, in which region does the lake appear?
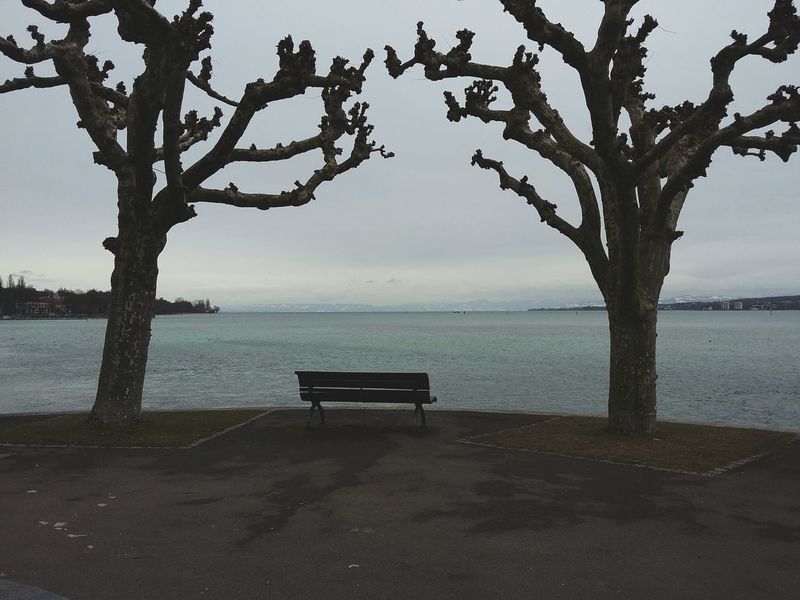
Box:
[1,311,798,430]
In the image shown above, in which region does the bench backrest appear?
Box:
[296,371,430,391]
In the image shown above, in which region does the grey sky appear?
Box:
[1,1,798,309]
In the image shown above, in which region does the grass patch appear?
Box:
[469,416,797,474]
[0,409,266,448]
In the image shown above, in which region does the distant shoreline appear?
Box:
[0,313,218,321]
[3,309,798,319]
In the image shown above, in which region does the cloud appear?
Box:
[1,1,797,308]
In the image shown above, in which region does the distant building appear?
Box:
[15,294,63,316]
[17,301,49,315]
[733,301,743,310]
[720,301,730,310]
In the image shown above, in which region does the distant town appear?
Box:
[0,275,218,319]
[530,295,800,312]
[657,295,800,311]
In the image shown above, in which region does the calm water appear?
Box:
[0,311,798,430]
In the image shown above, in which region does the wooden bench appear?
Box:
[295,371,437,427]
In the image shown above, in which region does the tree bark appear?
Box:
[606,306,658,435]
[89,218,163,425]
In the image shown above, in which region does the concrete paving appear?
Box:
[1,409,798,600]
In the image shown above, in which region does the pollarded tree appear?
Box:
[386,1,800,434]
[1,0,390,424]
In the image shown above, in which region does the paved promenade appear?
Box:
[1,409,798,599]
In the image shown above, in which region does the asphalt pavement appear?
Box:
[1,409,798,599]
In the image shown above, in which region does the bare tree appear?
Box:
[1,0,390,424]
[386,1,800,434]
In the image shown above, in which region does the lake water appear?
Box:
[0,311,798,430]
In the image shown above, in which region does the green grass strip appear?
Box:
[470,416,797,474]
[0,409,265,448]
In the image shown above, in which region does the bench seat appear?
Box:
[296,371,437,427]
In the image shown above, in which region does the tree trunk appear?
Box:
[89,227,162,425]
[606,306,658,435]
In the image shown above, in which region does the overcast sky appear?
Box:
[1,0,798,309]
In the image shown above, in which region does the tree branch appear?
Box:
[186,93,389,213]
[137,4,216,230]
[611,16,661,214]
[386,24,601,173]
[186,72,237,106]
[591,0,640,66]
[471,150,579,241]
[5,0,387,255]
[0,27,59,64]
[610,16,657,126]
[498,0,587,68]
[162,72,188,205]
[112,1,172,45]
[652,85,800,232]
[2,13,132,168]
[48,20,128,171]
[0,70,63,93]
[633,0,800,178]
[229,135,326,163]
[182,38,375,190]
[574,3,651,171]
[471,148,609,291]
[186,55,239,107]
[187,185,294,210]
[727,123,800,161]
[179,81,294,190]
[153,107,223,162]
[453,90,605,240]
[1,66,128,122]
[20,0,113,22]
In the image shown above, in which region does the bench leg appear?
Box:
[307,402,325,427]
[413,404,426,428]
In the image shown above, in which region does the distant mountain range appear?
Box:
[222,294,799,313]
[224,299,534,313]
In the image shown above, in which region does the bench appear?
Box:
[295,371,437,427]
